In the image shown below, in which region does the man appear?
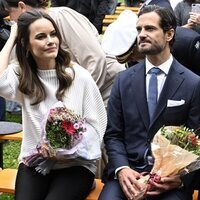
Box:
[99,5,200,200]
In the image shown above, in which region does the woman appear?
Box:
[0,9,107,200]
[174,0,200,33]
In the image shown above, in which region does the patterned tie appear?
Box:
[148,67,161,121]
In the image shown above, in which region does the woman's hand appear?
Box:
[146,175,183,196]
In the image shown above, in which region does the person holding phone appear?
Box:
[188,3,200,26]
[174,0,200,33]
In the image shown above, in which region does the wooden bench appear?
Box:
[0,168,104,199]
[0,168,199,199]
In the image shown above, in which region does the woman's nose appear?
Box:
[47,36,53,44]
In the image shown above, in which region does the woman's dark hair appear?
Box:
[138,5,177,48]
[16,9,73,105]
[2,0,49,8]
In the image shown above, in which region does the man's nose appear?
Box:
[138,28,147,38]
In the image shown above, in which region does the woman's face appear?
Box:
[28,18,59,68]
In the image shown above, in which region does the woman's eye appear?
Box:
[35,35,46,40]
[51,32,57,37]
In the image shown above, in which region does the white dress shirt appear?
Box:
[146,55,173,102]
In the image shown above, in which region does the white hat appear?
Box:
[101,10,138,56]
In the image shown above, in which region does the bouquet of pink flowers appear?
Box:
[23,101,87,175]
[134,126,200,200]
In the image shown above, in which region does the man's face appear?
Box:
[136,12,170,55]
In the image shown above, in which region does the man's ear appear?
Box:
[166,28,175,42]
[18,1,27,12]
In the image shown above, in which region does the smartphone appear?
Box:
[191,3,200,13]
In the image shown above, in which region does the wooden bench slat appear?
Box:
[115,6,139,12]
[104,15,119,19]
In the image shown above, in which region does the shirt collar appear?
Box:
[145,54,173,75]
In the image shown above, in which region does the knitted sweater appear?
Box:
[0,63,107,174]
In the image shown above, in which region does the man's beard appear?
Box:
[138,44,164,55]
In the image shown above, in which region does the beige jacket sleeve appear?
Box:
[48,7,107,90]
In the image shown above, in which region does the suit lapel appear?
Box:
[149,60,185,127]
[130,62,150,129]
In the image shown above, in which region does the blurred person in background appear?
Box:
[124,0,142,7]
[141,0,173,11]
[0,5,9,121]
[51,0,119,33]
[174,0,200,33]
[101,10,144,67]
[169,0,182,10]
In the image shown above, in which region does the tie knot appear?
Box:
[149,67,161,75]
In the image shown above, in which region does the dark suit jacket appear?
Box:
[172,26,200,76]
[148,0,173,12]
[103,59,200,189]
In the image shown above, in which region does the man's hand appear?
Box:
[146,175,183,196]
[117,168,147,200]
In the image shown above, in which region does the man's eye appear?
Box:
[147,27,154,31]
[136,28,141,33]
